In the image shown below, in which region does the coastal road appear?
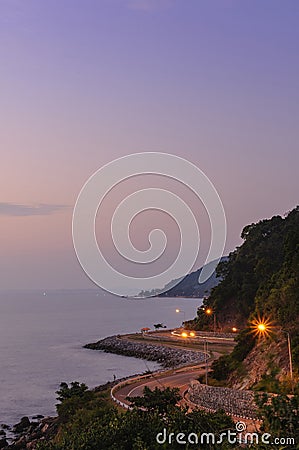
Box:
[113,366,205,407]
[112,333,260,433]
[113,368,261,433]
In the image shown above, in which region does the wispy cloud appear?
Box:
[0,203,70,217]
[127,0,174,12]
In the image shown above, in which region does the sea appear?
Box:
[0,290,201,426]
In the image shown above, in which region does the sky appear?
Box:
[0,0,298,290]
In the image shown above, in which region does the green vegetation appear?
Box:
[127,386,181,414]
[36,207,299,448]
[186,206,299,386]
[38,383,236,450]
[37,381,299,449]
[209,329,256,382]
[255,392,299,445]
[55,382,95,423]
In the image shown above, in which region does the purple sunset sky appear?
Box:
[0,0,298,289]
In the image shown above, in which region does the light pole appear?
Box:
[205,308,217,333]
[251,318,294,394]
[175,308,186,325]
[281,330,294,393]
[204,339,209,385]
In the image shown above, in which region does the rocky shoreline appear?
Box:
[0,380,122,450]
[2,335,206,449]
[84,334,206,367]
[0,415,58,450]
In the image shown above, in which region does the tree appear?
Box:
[127,386,181,414]
[55,382,94,422]
[188,207,299,384]
[56,381,89,402]
[38,384,236,450]
[256,392,299,447]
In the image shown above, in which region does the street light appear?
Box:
[175,308,186,325]
[251,317,293,393]
[250,317,273,338]
[204,307,217,333]
[281,330,294,393]
[203,338,209,385]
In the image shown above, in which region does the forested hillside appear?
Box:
[186,206,299,389]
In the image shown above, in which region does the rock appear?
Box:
[0,438,8,449]
[10,436,27,449]
[0,431,5,437]
[188,383,258,418]
[26,440,38,449]
[27,423,39,435]
[13,416,30,433]
[0,439,8,450]
[85,335,205,368]
[31,415,44,420]
[41,424,49,433]
[0,425,10,431]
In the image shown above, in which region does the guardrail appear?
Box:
[110,370,167,409]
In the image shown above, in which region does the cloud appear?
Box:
[0,203,70,217]
[127,0,174,12]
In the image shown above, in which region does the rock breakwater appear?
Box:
[85,335,205,368]
[188,380,258,419]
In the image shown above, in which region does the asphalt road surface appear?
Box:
[114,366,205,407]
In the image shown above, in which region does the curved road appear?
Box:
[114,366,205,407]
[113,367,261,433]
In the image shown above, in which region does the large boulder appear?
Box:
[13,416,30,433]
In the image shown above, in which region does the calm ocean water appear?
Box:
[0,290,200,426]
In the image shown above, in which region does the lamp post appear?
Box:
[252,318,294,394]
[175,308,186,325]
[205,308,217,333]
[281,330,294,393]
[204,339,209,385]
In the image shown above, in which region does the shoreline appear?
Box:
[2,332,206,449]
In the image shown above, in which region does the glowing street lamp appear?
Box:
[204,307,216,333]
[189,331,195,337]
[181,331,188,338]
[251,316,293,393]
[250,316,273,338]
[232,327,238,333]
[257,323,266,333]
